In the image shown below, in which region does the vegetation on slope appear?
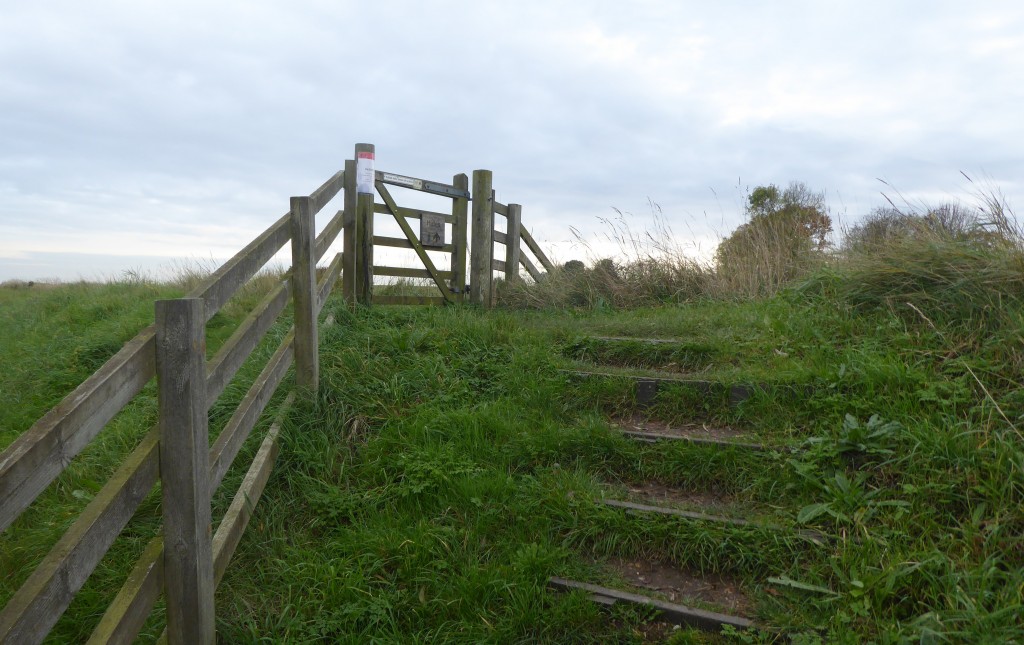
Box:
[1,185,1021,642]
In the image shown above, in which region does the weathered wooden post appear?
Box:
[469,169,493,307]
[342,158,357,307]
[290,194,319,391]
[354,143,375,306]
[155,297,215,645]
[451,173,469,299]
[505,203,522,282]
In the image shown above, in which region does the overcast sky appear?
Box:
[2,0,1022,281]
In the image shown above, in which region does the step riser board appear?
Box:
[548,577,754,631]
[619,429,769,451]
[600,499,827,544]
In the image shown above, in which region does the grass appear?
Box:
[213,293,1020,641]
[2,189,1023,642]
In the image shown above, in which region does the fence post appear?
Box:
[451,173,469,299]
[469,170,493,307]
[342,158,357,307]
[354,143,375,306]
[505,203,522,282]
[290,195,319,391]
[155,297,215,645]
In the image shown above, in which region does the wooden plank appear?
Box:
[290,196,318,391]
[355,143,375,306]
[548,577,754,631]
[600,499,826,543]
[619,430,768,452]
[355,195,374,304]
[519,224,555,272]
[493,201,509,217]
[211,392,295,588]
[0,429,160,644]
[373,235,454,254]
[451,173,469,298]
[589,336,686,344]
[205,280,290,404]
[0,327,155,533]
[342,159,357,306]
[155,298,215,645]
[600,498,754,528]
[374,266,454,280]
[315,209,344,262]
[493,231,507,245]
[372,203,454,224]
[86,537,164,645]
[208,333,294,493]
[492,260,506,273]
[374,181,454,302]
[317,252,344,315]
[520,254,542,281]
[309,170,344,216]
[374,295,446,306]
[506,204,522,281]
[191,212,291,322]
[375,171,470,199]
[469,170,494,307]
[561,371,711,386]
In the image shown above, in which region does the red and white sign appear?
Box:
[356,151,375,194]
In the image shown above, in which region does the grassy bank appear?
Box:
[2,190,1023,641]
[202,291,1019,642]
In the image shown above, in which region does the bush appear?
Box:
[843,203,998,253]
[713,182,832,298]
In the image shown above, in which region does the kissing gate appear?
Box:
[340,143,554,307]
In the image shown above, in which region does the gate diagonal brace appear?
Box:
[374,181,455,303]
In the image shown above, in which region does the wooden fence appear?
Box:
[0,168,344,643]
[0,144,551,643]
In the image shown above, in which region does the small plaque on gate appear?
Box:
[420,213,446,248]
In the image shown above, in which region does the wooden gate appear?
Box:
[341,143,553,307]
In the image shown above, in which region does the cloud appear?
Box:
[1,0,1022,279]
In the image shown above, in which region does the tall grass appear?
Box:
[499,206,713,309]
[501,188,1024,327]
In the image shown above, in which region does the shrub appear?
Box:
[843,203,998,253]
[713,182,832,298]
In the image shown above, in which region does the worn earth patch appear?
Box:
[605,556,753,617]
[614,479,737,514]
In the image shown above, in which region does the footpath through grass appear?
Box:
[2,278,1022,642]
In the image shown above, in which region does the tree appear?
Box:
[714,181,832,296]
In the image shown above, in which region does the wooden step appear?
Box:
[562,369,758,406]
[620,428,768,451]
[600,499,827,544]
[616,415,776,451]
[601,498,753,527]
[548,577,754,631]
[587,336,687,345]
